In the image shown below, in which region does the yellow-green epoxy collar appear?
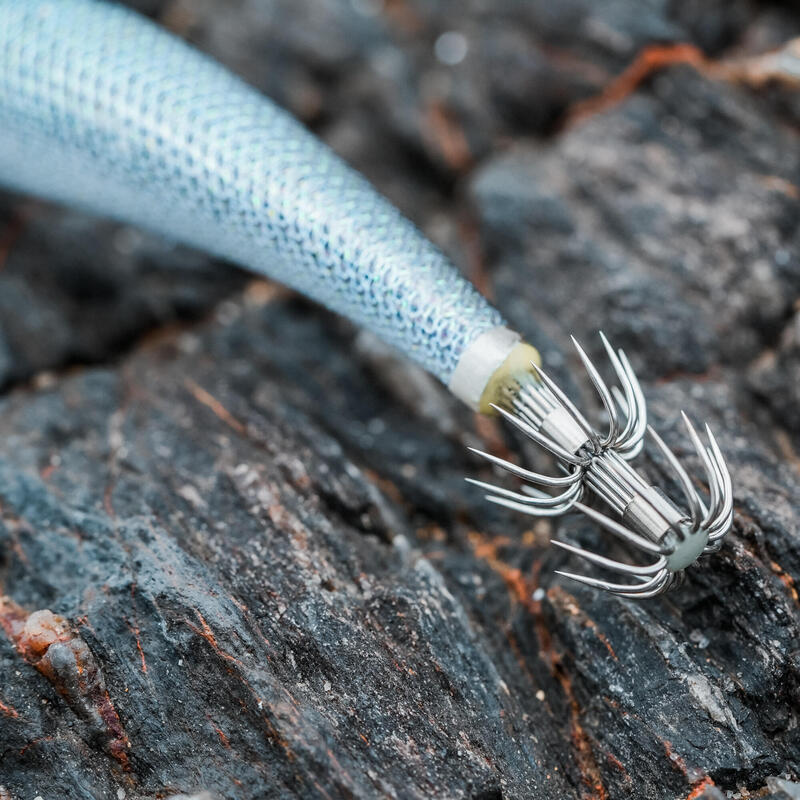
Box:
[478,341,541,415]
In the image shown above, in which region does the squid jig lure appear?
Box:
[0,0,733,597]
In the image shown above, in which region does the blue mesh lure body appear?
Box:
[0,0,733,597]
[0,0,503,383]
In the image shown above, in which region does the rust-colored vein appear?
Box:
[103,483,116,519]
[184,611,294,758]
[39,460,59,481]
[559,668,608,799]
[128,584,148,674]
[211,720,231,749]
[467,530,537,616]
[95,691,131,768]
[363,469,405,506]
[465,530,608,798]
[566,37,800,130]
[662,738,709,790]
[19,735,54,757]
[0,698,19,718]
[185,611,246,669]
[565,43,706,128]
[311,780,336,800]
[558,673,608,798]
[466,529,544,687]
[537,587,609,800]
[686,776,716,800]
[554,590,618,662]
[604,751,629,784]
[770,559,799,604]
[133,624,147,671]
[185,379,246,435]
[325,747,357,796]
[424,101,473,172]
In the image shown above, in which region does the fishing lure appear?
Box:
[0,0,733,597]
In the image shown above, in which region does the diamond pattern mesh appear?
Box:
[0,0,504,381]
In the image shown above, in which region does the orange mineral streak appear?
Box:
[663,738,689,776]
[464,534,609,800]
[128,583,148,674]
[555,592,618,662]
[566,43,706,128]
[542,588,609,800]
[770,559,800,605]
[211,721,231,749]
[0,698,19,718]
[566,38,800,131]
[185,379,246,435]
[686,776,716,800]
[186,611,246,669]
[424,101,473,172]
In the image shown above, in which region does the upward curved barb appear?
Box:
[468,333,734,598]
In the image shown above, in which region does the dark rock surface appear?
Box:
[1,1,800,799]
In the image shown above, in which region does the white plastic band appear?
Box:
[448,325,521,410]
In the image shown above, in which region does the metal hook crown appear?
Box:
[467,333,733,598]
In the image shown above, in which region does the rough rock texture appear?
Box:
[1,1,800,799]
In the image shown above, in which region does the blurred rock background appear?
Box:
[1,1,799,798]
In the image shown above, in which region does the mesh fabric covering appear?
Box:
[0,0,504,382]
